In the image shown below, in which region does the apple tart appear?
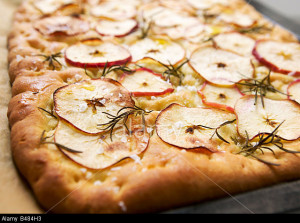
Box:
[7,0,300,213]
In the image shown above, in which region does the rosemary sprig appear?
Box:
[83,62,134,79]
[40,130,82,153]
[98,105,153,141]
[235,121,300,166]
[236,71,289,107]
[158,59,189,85]
[139,17,153,39]
[36,52,63,70]
[237,24,273,34]
[101,62,134,77]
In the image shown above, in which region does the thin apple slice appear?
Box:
[153,9,198,28]
[151,8,182,28]
[53,3,83,16]
[213,32,256,57]
[287,79,300,104]
[129,38,185,65]
[54,78,134,134]
[119,68,174,97]
[189,46,254,86]
[140,4,165,22]
[235,95,300,141]
[187,0,230,10]
[150,7,200,39]
[34,16,90,36]
[140,4,190,26]
[54,120,149,170]
[159,0,196,15]
[186,24,229,44]
[219,10,257,28]
[156,103,236,151]
[140,4,196,39]
[253,40,300,76]
[65,39,132,68]
[95,19,138,37]
[152,14,202,40]
[90,1,137,20]
[33,0,74,14]
[183,23,205,39]
[198,82,244,113]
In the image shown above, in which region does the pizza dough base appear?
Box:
[6,0,300,213]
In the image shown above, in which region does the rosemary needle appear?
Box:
[38,107,57,119]
[139,17,153,39]
[40,130,82,153]
[210,119,236,144]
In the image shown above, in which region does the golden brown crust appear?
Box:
[7,0,300,213]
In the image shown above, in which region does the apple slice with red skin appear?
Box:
[65,38,132,68]
[189,46,254,87]
[54,78,135,134]
[34,16,90,36]
[287,79,300,104]
[95,19,138,38]
[54,118,149,170]
[119,68,174,97]
[156,103,236,151]
[198,82,244,113]
[213,32,256,57]
[235,95,300,141]
[253,40,300,76]
[129,38,186,65]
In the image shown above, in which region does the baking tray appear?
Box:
[162,1,300,214]
[164,179,300,214]
[249,0,300,39]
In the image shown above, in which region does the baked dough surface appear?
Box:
[7,0,300,213]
